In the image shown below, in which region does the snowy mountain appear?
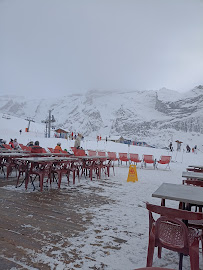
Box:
[0,86,203,146]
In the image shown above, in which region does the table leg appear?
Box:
[161,199,165,206]
[25,163,29,189]
[179,253,183,270]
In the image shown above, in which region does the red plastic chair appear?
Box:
[97,152,107,170]
[41,148,47,153]
[182,179,203,188]
[88,150,97,156]
[70,147,76,154]
[19,144,31,152]
[142,155,155,169]
[53,149,60,153]
[0,157,5,178]
[16,159,30,187]
[3,144,13,150]
[5,158,18,178]
[146,202,203,270]
[26,162,53,191]
[51,160,79,187]
[52,149,69,155]
[48,147,55,153]
[61,150,70,155]
[129,153,141,165]
[83,159,97,180]
[94,151,108,178]
[65,159,81,185]
[118,153,129,165]
[97,151,106,157]
[106,152,118,176]
[156,156,171,170]
[74,149,86,156]
[182,179,203,212]
[107,152,118,161]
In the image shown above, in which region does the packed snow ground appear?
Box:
[1,113,203,269]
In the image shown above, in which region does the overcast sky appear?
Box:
[0,0,203,97]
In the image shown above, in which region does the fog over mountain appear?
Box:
[0,86,203,145]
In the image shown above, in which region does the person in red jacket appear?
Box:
[31,141,43,153]
[9,139,14,148]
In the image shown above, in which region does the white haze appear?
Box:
[0,0,203,98]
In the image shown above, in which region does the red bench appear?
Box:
[129,153,141,165]
[156,155,171,170]
[119,153,129,165]
[142,155,155,169]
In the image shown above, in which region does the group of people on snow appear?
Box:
[186,144,198,153]
[169,141,198,154]
[187,144,197,153]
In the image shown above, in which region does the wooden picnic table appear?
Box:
[152,183,203,206]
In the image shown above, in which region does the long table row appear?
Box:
[0,153,114,191]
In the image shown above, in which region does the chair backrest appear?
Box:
[143,155,154,163]
[41,148,47,153]
[88,150,97,156]
[146,202,203,221]
[97,151,106,157]
[25,146,31,151]
[54,149,60,153]
[183,179,203,187]
[3,144,12,150]
[61,150,70,155]
[19,144,31,151]
[155,216,189,252]
[119,153,129,160]
[129,153,140,162]
[107,152,117,160]
[74,149,86,156]
[48,147,55,153]
[53,149,68,154]
[70,147,76,153]
[158,155,171,164]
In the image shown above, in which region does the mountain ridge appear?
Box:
[0,86,203,145]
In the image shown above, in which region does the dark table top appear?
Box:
[152,183,203,205]
[0,153,30,157]
[182,171,203,180]
[17,156,78,162]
